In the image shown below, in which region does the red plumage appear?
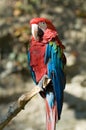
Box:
[45,100,58,130]
[29,18,66,130]
[30,17,56,30]
[29,18,65,82]
[29,39,47,82]
[30,18,65,48]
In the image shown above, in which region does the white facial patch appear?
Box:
[38,22,47,31]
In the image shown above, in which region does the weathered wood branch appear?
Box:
[0,77,51,130]
[0,86,42,130]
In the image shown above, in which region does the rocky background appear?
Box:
[0,0,86,130]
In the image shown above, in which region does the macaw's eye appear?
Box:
[42,22,45,24]
[39,22,45,26]
[38,22,47,31]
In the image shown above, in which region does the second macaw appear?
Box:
[28,18,66,130]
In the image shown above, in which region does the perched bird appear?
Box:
[28,18,66,130]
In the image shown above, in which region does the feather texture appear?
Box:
[28,41,47,83]
[45,98,57,130]
[28,17,66,130]
[45,42,66,119]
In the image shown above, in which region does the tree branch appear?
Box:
[0,86,42,130]
[0,77,51,130]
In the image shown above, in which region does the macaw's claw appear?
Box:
[38,75,51,89]
[38,75,51,98]
[43,77,51,89]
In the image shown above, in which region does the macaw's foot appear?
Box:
[38,75,51,98]
[38,75,51,88]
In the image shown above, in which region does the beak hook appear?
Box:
[31,24,39,40]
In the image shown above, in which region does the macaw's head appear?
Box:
[30,17,57,42]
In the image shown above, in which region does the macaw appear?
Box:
[28,18,66,130]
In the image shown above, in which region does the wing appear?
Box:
[45,42,66,119]
[27,51,37,84]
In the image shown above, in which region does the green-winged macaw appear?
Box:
[28,18,66,130]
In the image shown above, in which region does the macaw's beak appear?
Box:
[31,24,44,41]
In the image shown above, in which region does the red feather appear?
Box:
[29,17,65,130]
[29,39,47,82]
[30,17,55,30]
[30,17,65,49]
[29,18,65,82]
[45,99,58,130]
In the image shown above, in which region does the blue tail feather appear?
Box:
[45,42,66,119]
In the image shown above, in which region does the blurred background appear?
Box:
[0,0,86,130]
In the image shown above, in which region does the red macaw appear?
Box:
[28,18,66,130]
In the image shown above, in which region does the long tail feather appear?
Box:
[45,100,58,130]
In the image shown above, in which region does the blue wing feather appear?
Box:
[27,52,37,84]
[45,42,66,119]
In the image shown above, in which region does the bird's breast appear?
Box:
[29,43,47,82]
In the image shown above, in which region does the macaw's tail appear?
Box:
[45,99,58,130]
